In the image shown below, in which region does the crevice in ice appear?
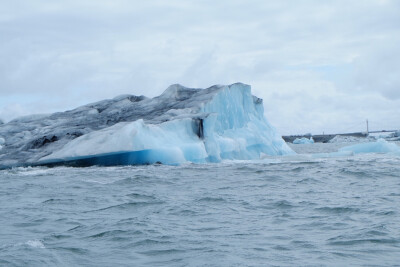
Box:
[193,118,204,139]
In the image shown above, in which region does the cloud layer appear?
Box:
[1,0,399,134]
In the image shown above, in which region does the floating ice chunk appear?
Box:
[384,130,400,141]
[339,139,400,154]
[293,137,314,144]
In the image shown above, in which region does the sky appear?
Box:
[0,0,399,135]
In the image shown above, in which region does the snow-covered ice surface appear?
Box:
[0,83,293,168]
[293,137,314,144]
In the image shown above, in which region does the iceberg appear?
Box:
[293,137,314,144]
[339,138,400,155]
[384,130,400,141]
[328,135,375,143]
[0,83,293,168]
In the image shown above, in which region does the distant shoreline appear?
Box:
[283,130,399,143]
[283,132,368,143]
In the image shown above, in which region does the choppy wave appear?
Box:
[1,151,400,266]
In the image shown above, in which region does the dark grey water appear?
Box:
[1,144,400,266]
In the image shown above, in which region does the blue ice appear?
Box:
[339,138,400,154]
[38,83,294,166]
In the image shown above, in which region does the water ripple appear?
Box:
[1,152,400,266]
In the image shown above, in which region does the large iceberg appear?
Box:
[0,83,293,168]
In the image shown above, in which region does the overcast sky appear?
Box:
[1,0,399,135]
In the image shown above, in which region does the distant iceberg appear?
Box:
[293,137,314,144]
[328,135,374,143]
[382,130,400,141]
[307,139,400,159]
[0,83,293,168]
[339,138,400,155]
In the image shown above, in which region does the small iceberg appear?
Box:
[339,138,400,155]
[383,130,400,141]
[293,137,314,144]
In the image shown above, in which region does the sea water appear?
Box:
[1,143,400,266]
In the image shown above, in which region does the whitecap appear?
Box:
[25,240,45,249]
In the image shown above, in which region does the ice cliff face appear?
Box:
[0,83,293,168]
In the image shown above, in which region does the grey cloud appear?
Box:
[0,0,400,133]
[352,39,400,99]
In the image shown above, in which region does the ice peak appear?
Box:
[160,84,199,101]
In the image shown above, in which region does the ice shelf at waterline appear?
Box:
[0,83,294,168]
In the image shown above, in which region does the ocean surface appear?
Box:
[1,143,400,266]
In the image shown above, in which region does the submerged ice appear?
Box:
[0,83,293,168]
